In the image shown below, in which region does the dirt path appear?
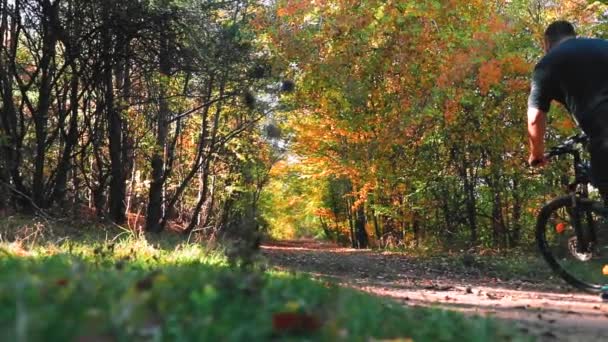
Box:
[261,240,608,341]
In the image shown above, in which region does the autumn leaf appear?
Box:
[272,312,321,334]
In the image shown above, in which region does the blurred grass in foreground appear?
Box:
[0,216,528,341]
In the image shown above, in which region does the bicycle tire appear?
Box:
[536,195,608,293]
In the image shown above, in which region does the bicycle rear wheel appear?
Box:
[536,196,608,292]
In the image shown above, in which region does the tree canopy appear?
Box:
[2,0,607,250]
[257,0,608,249]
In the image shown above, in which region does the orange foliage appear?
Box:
[478,59,502,95]
[488,17,508,34]
[314,207,336,220]
[557,116,576,131]
[437,52,474,88]
[444,94,461,124]
[504,79,529,92]
[263,0,552,241]
[277,0,311,17]
[270,160,289,177]
[352,181,375,210]
[501,56,532,75]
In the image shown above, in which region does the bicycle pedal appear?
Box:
[601,286,608,301]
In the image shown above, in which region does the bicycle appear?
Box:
[535,133,608,293]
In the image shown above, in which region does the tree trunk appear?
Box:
[491,189,507,248]
[103,1,126,224]
[355,204,368,249]
[346,198,355,248]
[0,150,7,210]
[184,163,210,233]
[463,168,477,245]
[412,212,420,247]
[319,217,333,241]
[175,79,220,234]
[0,0,30,210]
[370,199,381,245]
[510,178,523,247]
[32,1,59,208]
[117,32,134,215]
[439,188,456,238]
[50,63,79,207]
[146,12,171,233]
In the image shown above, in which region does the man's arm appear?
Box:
[528,107,547,166]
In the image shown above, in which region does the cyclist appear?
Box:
[527,20,608,202]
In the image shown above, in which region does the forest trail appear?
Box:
[262,240,608,341]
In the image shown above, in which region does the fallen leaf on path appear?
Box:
[136,270,161,292]
[55,278,69,286]
[76,334,114,342]
[541,331,557,339]
[486,292,499,300]
[272,312,321,334]
[422,284,453,291]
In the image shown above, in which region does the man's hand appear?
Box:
[528,107,547,167]
[528,153,547,167]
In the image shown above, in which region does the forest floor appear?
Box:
[262,240,608,342]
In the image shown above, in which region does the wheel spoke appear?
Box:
[537,196,608,292]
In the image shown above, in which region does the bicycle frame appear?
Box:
[545,133,594,254]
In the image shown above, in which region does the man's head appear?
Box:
[544,20,576,53]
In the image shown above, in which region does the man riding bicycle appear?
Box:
[528,21,608,202]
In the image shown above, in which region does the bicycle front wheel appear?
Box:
[536,196,608,292]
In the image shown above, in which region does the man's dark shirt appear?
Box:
[529,38,608,135]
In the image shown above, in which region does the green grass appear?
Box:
[0,217,529,341]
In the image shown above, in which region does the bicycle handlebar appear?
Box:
[541,133,587,163]
[530,133,588,167]
[545,133,587,158]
